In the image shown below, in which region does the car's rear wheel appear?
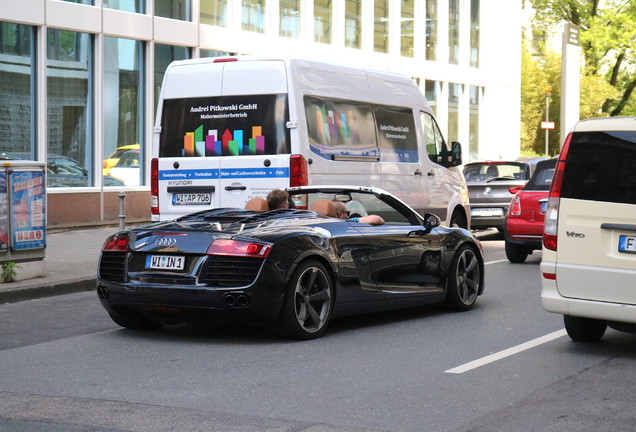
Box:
[274,260,333,340]
[505,240,529,263]
[108,310,163,330]
[444,245,481,311]
[563,315,607,342]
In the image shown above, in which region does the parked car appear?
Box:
[462,157,547,231]
[103,143,139,176]
[541,116,636,342]
[504,158,557,263]
[97,185,485,340]
[107,149,140,186]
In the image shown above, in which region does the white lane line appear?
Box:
[485,259,509,266]
[445,330,568,374]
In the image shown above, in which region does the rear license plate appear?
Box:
[618,236,636,254]
[471,208,504,217]
[145,255,186,270]
[172,193,211,205]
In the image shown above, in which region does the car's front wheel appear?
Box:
[505,240,529,263]
[563,315,607,342]
[444,245,481,311]
[108,310,163,330]
[274,260,333,340]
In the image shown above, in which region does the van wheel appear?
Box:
[563,315,607,342]
[450,210,467,229]
[505,240,528,263]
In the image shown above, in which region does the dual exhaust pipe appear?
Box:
[223,293,250,308]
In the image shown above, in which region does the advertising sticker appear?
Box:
[10,170,46,250]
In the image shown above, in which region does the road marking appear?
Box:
[485,259,508,266]
[445,330,568,374]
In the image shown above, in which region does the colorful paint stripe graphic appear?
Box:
[183,126,265,157]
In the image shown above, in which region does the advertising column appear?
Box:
[10,169,46,250]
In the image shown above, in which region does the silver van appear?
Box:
[541,116,636,341]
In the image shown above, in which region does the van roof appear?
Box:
[572,116,636,132]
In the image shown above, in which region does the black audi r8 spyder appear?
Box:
[97,186,484,339]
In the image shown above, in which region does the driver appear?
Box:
[332,200,385,225]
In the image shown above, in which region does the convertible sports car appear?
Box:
[97,186,485,339]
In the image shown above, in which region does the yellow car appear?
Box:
[103,144,139,176]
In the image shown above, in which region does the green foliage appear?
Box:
[1,262,21,283]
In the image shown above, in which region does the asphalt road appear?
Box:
[1,232,636,432]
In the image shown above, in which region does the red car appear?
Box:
[504,158,557,263]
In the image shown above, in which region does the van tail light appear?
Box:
[151,158,159,215]
[207,239,271,257]
[290,154,308,187]
[509,196,522,216]
[213,57,238,62]
[102,234,130,252]
[543,133,572,251]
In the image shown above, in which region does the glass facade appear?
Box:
[47,29,93,188]
[373,0,389,53]
[103,37,144,187]
[103,0,144,14]
[0,21,35,157]
[155,0,190,21]
[426,0,437,61]
[469,85,480,160]
[345,0,361,49]
[448,83,461,143]
[470,0,480,68]
[314,0,332,44]
[201,0,228,26]
[425,80,440,116]
[401,0,414,58]
[280,0,301,39]
[449,0,459,65]
[242,0,267,33]
[154,44,190,115]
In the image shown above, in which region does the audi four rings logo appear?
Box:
[155,238,177,246]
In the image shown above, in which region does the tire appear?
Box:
[505,240,529,263]
[444,245,481,311]
[563,315,607,342]
[108,310,163,330]
[273,260,334,340]
[450,210,468,229]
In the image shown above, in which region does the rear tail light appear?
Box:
[290,154,308,187]
[543,132,572,251]
[213,57,238,62]
[151,158,159,215]
[509,195,521,216]
[102,234,130,252]
[207,239,272,257]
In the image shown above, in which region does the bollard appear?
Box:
[118,191,127,231]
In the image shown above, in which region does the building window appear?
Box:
[448,0,459,65]
[425,80,440,116]
[59,0,93,4]
[470,0,480,68]
[345,0,361,49]
[401,0,414,57]
[469,85,480,160]
[314,0,332,44]
[103,0,144,14]
[201,0,229,26]
[47,29,93,188]
[154,44,190,116]
[242,0,266,34]
[426,0,437,61]
[374,0,389,53]
[200,49,234,57]
[155,0,191,21]
[0,21,36,157]
[103,37,144,187]
[280,0,301,39]
[448,82,461,143]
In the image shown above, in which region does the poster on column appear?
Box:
[0,171,8,252]
[10,170,46,250]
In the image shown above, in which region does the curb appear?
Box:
[0,278,96,304]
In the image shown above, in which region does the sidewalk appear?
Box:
[0,226,121,304]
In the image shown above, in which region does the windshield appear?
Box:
[463,162,529,182]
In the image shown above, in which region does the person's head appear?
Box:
[266,189,289,210]
[332,200,350,219]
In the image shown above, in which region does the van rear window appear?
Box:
[158,95,290,157]
[562,131,636,204]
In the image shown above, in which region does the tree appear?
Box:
[530,0,636,116]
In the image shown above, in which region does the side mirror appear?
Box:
[423,212,441,229]
[451,142,462,166]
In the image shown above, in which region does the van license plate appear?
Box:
[145,255,185,270]
[618,236,636,254]
[172,193,211,205]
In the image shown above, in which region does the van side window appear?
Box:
[374,105,419,163]
[420,112,447,164]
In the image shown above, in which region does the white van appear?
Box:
[541,116,636,341]
[151,56,470,227]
